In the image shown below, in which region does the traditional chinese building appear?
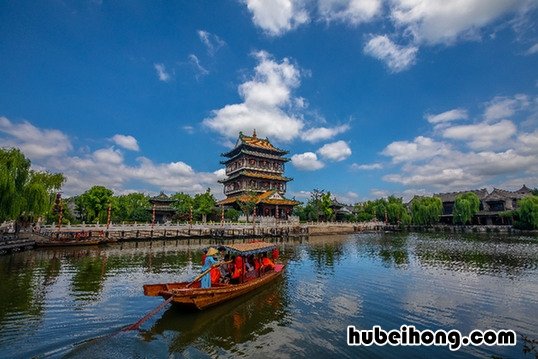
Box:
[148,192,177,223]
[217,130,300,219]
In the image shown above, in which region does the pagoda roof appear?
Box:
[219,170,292,183]
[217,190,300,206]
[220,149,290,164]
[221,131,288,157]
[150,192,175,203]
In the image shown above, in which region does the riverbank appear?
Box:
[2,221,537,254]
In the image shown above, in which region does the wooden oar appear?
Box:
[122,260,231,331]
[121,296,174,331]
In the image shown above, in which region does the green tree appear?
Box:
[411,196,442,225]
[224,208,241,222]
[171,192,194,221]
[514,195,538,229]
[76,186,114,223]
[237,190,258,222]
[113,193,151,223]
[193,188,216,223]
[385,196,411,225]
[320,192,334,221]
[453,192,480,225]
[0,148,65,222]
[354,201,376,222]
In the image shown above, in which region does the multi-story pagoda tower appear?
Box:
[217,130,299,219]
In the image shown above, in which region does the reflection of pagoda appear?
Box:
[148,192,177,223]
[217,130,299,219]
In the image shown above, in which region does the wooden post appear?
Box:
[106,203,111,229]
[221,205,224,226]
[152,203,156,227]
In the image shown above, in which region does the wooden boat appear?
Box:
[143,242,284,311]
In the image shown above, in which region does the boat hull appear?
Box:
[144,265,284,310]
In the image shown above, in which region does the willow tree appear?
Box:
[0,148,64,222]
[453,192,480,225]
[411,196,442,225]
[514,195,538,229]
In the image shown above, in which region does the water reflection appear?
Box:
[0,234,536,358]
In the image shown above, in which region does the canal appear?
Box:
[0,232,537,358]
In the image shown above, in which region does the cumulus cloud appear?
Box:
[426,108,468,124]
[245,0,309,36]
[382,136,450,163]
[363,35,418,72]
[381,93,538,192]
[318,0,382,24]
[317,140,352,161]
[154,63,171,82]
[300,124,350,142]
[112,134,139,151]
[291,152,325,170]
[0,116,72,159]
[203,51,305,141]
[442,119,517,150]
[390,0,533,45]
[483,94,529,122]
[197,30,226,54]
[0,117,223,196]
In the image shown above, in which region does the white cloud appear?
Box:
[382,136,450,163]
[483,94,529,122]
[154,63,171,82]
[350,162,382,170]
[442,119,517,150]
[188,54,209,78]
[426,108,468,124]
[291,152,325,170]
[380,94,538,191]
[0,117,223,197]
[112,134,139,151]
[527,43,538,55]
[0,116,72,159]
[318,0,382,24]
[390,0,533,45]
[301,124,350,142]
[203,51,305,141]
[245,0,309,36]
[317,140,352,161]
[197,30,226,54]
[363,35,418,72]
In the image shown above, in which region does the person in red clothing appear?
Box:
[272,247,279,261]
[261,252,275,271]
[231,255,243,284]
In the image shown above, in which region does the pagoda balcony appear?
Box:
[226,165,284,176]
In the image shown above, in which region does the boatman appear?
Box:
[201,247,219,288]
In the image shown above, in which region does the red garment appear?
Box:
[262,257,275,270]
[211,267,220,283]
[201,254,207,265]
[254,258,260,271]
[232,256,243,279]
[272,248,279,260]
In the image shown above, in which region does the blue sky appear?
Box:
[1,0,537,203]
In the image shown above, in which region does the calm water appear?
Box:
[0,233,537,358]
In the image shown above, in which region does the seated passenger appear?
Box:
[220,254,232,283]
[261,253,275,271]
